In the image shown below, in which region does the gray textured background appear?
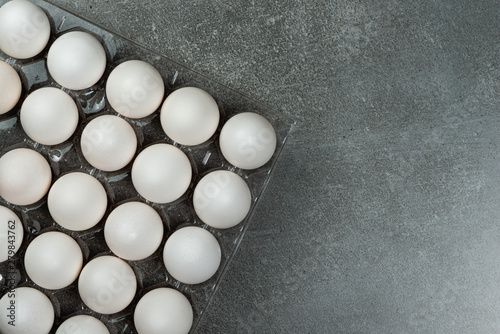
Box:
[52,1,500,333]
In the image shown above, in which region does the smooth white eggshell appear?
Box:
[20,87,79,145]
[47,31,106,90]
[134,288,193,334]
[0,60,22,114]
[163,226,221,284]
[47,172,107,231]
[24,231,83,290]
[80,115,137,172]
[160,87,220,146]
[0,0,51,59]
[106,60,164,119]
[219,112,277,169]
[0,148,52,206]
[0,287,55,334]
[105,202,164,261]
[131,144,192,204]
[56,315,110,334]
[0,206,23,262]
[193,170,251,229]
[78,256,137,315]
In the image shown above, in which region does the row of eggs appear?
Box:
[0,146,254,226]
[0,286,193,334]
[0,1,279,334]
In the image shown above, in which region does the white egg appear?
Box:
[47,31,106,90]
[106,60,164,119]
[160,87,220,146]
[0,287,54,334]
[0,0,51,59]
[80,115,137,172]
[78,255,137,315]
[134,288,193,334]
[0,206,23,262]
[24,231,83,290]
[219,112,277,169]
[131,144,192,204]
[163,226,221,284]
[56,315,110,334]
[104,201,164,261]
[193,170,251,229]
[0,60,22,115]
[0,148,52,206]
[47,172,107,231]
[20,87,79,146]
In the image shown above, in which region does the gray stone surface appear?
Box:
[50,0,500,333]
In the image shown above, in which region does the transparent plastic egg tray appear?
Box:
[0,0,295,333]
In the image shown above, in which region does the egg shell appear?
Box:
[0,287,55,334]
[104,201,164,261]
[163,226,221,284]
[0,148,52,206]
[160,87,220,146]
[47,31,106,90]
[134,288,193,334]
[193,170,252,229]
[56,315,110,334]
[106,60,164,119]
[20,87,79,145]
[131,143,192,204]
[0,0,51,59]
[24,231,83,290]
[219,112,277,169]
[0,60,22,114]
[47,172,107,231]
[0,206,23,262]
[78,255,137,314]
[80,115,138,172]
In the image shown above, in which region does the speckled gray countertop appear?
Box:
[49,1,500,333]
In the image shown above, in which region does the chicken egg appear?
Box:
[0,206,23,262]
[0,0,51,59]
[80,115,137,172]
[47,31,107,90]
[106,60,164,119]
[193,170,252,229]
[24,231,83,290]
[20,87,79,146]
[0,287,55,334]
[0,148,52,206]
[131,144,192,204]
[78,255,137,315]
[56,315,110,334]
[134,288,193,334]
[104,201,164,261]
[160,87,220,146]
[47,172,107,231]
[219,112,277,169]
[0,60,22,115]
[163,226,221,284]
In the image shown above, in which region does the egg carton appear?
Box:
[0,0,295,333]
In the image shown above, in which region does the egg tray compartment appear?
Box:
[0,0,295,333]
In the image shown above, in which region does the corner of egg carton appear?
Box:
[0,1,296,333]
